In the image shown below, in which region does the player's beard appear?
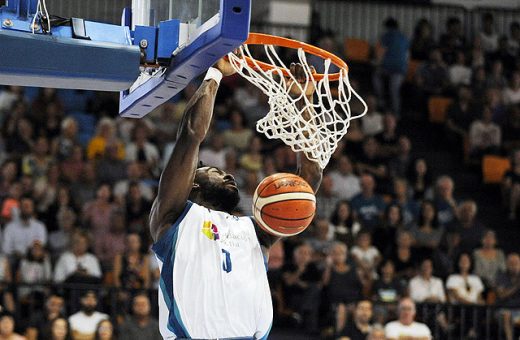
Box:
[200,182,240,213]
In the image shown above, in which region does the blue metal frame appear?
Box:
[0,0,251,118]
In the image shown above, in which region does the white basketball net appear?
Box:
[227,44,367,169]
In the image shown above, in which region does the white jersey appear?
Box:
[152,201,273,339]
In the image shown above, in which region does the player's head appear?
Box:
[191,164,240,213]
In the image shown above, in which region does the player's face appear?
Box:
[194,167,240,213]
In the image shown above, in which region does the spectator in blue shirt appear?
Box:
[373,17,409,117]
[351,173,386,232]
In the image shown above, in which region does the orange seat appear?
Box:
[428,96,453,123]
[344,38,371,63]
[406,59,421,83]
[482,155,511,184]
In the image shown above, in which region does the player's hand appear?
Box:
[286,63,316,98]
[214,54,237,77]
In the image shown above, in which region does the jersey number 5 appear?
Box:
[221,249,232,273]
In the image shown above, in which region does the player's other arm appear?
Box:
[149,59,235,242]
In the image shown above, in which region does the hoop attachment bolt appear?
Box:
[139,39,148,49]
[2,19,13,27]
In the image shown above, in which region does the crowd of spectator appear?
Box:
[0,7,517,340]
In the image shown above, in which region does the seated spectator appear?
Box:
[125,182,152,233]
[351,231,381,279]
[322,242,362,333]
[0,159,19,198]
[70,162,97,209]
[439,17,466,64]
[497,253,520,340]
[503,149,520,220]
[449,51,472,86]
[46,317,71,340]
[60,145,85,184]
[82,183,117,240]
[432,176,458,227]
[329,155,361,201]
[5,116,34,155]
[375,113,400,160]
[503,72,520,106]
[17,240,52,302]
[445,85,478,156]
[113,162,154,204]
[329,200,361,247]
[54,230,102,283]
[409,259,446,304]
[351,174,386,232]
[490,35,516,74]
[95,142,127,185]
[94,210,127,271]
[373,203,403,256]
[125,123,160,176]
[49,209,77,261]
[337,300,373,340]
[1,182,22,223]
[0,253,14,313]
[450,200,486,254]
[356,138,388,187]
[415,48,449,96]
[391,177,420,226]
[408,158,432,201]
[502,105,520,153]
[26,294,65,340]
[113,233,150,290]
[54,116,78,161]
[367,325,386,340]
[410,200,445,261]
[361,95,384,137]
[384,297,432,340]
[0,312,25,340]
[372,260,405,323]
[315,174,339,219]
[469,105,501,157]
[486,61,508,90]
[118,293,161,340]
[390,231,418,280]
[69,290,108,340]
[86,118,124,160]
[446,252,484,304]
[410,18,435,61]
[236,171,258,216]
[21,136,52,182]
[42,185,77,233]
[199,133,227,169]
[508,21,520,55]
[1,196,47,260]
[222,109,253,152]
[94,319,115,340]
[388,136,413,179]
[473,230,506,288]
[239,135,263,172]
[479,12,498,53]
[282,243,322,333]
[308,219,334,260]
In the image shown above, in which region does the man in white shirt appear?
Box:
[409,259,446,303]
[69,290,108,340]
[361,95,384,136]
[329,155,361,201]
[1,196,47,257]
[54,230,102,283]
[469,106,501,157]
[385,297,432,340]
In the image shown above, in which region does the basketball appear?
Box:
[252,173,316,237]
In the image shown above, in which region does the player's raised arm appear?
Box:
[149,59,236,242]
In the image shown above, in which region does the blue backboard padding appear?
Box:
[119,0,251,117]
[157,19,180,60]
[0,29,140,91]
[134,25,158,63]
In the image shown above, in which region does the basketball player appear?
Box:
[149,56,322,339]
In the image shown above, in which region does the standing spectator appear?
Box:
[199,133,227,169]
[410,19,435,61]
[82,183,117,241]
[329,155,361,201]
[450,200,486,254]
[448,51,472,86]
[329,200,361,247]
[446,253,484,304]
[0,312,25,340]
[351,174,386,232]
[26,294,65,340]
[2,196,47,259]
[54,230,102,283]
[322,242,363,333]
[69,291,108,340]
[473,230,506,288]
[17,240,52,302]
[94,319,115,340]
[118,294,161,340]
[94,210,127,271]
[503,72,520,106]
[373,17,409,116]
[113,233,150,289]
[468,105,502,157]
[410,200,445,261]
[361,95,384,137]
[497,253,520,340]
[409,259,446,304]
[125,123,160,176]
[351,231,381,280]
[337,300,374,340]
[384,297,432,340]
[479,12,499,53]
[433,176,458,227]
[46,317,71,340]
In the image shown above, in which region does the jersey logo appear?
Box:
[202,221,220,241]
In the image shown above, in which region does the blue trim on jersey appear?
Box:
[152,201,193,338]
[259,322,272,340]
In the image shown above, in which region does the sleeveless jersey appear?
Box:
[152,201,273,339]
